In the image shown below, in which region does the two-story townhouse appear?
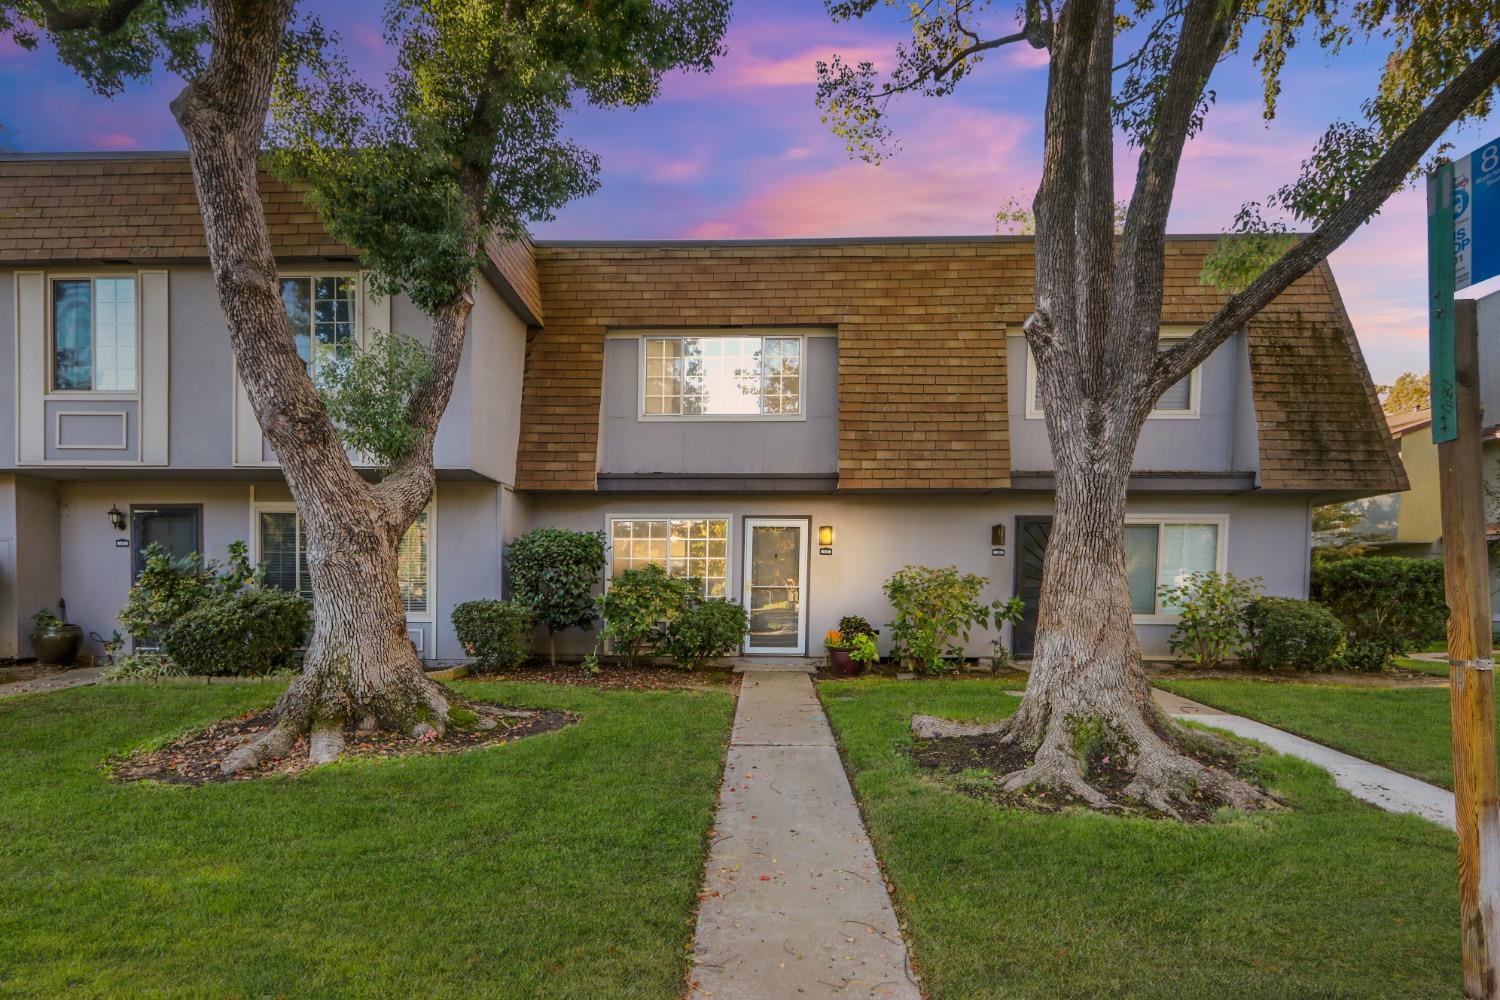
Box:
[0,152,1406,664]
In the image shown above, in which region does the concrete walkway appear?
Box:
[690,671,919,1000]
[0,665,103,699]
[1155,688,1457,830]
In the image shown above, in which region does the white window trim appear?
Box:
[1125,513,1229,624]
[634,331,808,423]
[277,271,365,380]
[249,495,436,623]
[43,271,143,401]
[604,513,735,600]
[1024,331,1203,421]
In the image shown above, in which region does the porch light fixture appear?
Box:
[991,523,1005,557]
[818,525,834,547]
[107,505,127,532]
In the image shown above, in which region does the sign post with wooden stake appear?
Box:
[1432,142,1500,999]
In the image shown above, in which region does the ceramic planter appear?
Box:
[828,648,864,677]
[31,623,83,667]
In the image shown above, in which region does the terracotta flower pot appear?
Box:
[31,623,83,667]
[828,648,863,677]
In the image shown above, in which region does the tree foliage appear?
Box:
[316,331,433,468]
[1379,371,1431,414]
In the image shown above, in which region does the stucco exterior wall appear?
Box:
[0,474,62,656]
[1394,428,1442,545]
[522,490,1312,660]
[1006,331,1257,475]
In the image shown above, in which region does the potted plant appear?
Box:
[31,608,83,667]
[824,629,856,676]
[847,632,879,676]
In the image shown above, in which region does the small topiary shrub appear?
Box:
[1311,557,1447,670]
[595,564,701,666]
[506,527,608,665]
[451,599,534,672]
[663,599,749,670]
[1158,571,1262,667]
[1242,597,1344,671]
[160,588,311,676]
[883,565,997,674]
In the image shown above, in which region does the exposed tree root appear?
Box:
[911,705,1277,821]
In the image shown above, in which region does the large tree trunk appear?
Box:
[167,0,474,774]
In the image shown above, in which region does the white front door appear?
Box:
[742,518,809,655]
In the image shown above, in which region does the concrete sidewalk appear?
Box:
[1155,688,1457,830]
[690,671,920,1000]
[0,665,103,699]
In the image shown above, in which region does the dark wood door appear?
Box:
[131,506,202,578]
[1011,516,1052,658]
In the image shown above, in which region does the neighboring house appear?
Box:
[0,152,1405,663]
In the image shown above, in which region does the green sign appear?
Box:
[1429,164,1458,444]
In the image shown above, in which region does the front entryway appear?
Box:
[1012,515,1052,658]
[742,517,809,655]
[131,505,202,578]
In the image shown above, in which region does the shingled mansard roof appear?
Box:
[0,153,1404,497]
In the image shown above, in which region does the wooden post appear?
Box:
[1440,297,1500,999]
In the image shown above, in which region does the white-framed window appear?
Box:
[1124,515,1228,620]
[608,516,731,598]
[1025,334,1201,419]
[641,334,803,418]
[50,276,138,392]
[254,506,432,617]
[280,275,358,381]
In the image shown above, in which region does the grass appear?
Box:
[820,678,1462,999]
[1397,655,1451,678]
[1160,677,1468,789]
[0,679,734,999]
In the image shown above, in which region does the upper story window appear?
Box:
[51,277,137,392]
[1026,335,1200,419]
[280,276,357,380]
[642,335,802,418]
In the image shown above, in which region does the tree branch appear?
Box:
[32,0,150,34]
[1152,36,1500,393]
[873,29,1033,100]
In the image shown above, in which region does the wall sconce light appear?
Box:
[817,524,834,555]
[990,523,1005,557]
[107,504,127,532]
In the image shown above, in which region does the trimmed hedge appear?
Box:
[1311,557,1447,671]
[663,599,749,670]
[452,599,535,671]
[160,588,311,676]
[1243,597,1344,671]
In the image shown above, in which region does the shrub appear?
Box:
[663,599,749,670]
[103,651,181,681]
[849,632,880,666]
[118,541,258,642]
[451,600,534,671]
[883,565,996,674]
[1243,597,1344,671]
[836,615,878,641]
[595,564,701,666]
[1157,571,1262,667]
[1311,557,1447,670]
[506,528,608,665]
[160,588,311,676]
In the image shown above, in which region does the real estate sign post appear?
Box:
[1431,137,1500,1000]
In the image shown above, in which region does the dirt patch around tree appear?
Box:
[909,729,1269,823]
[110,702,576,785]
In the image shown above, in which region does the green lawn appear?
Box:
[820,679,1462,999]
[0,680,734,999]
[1398,656,1451,678]
[1161,678,1466,789]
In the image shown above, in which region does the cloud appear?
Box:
[680,105,1036,237]
[90,131,141,151]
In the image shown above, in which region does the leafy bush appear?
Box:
[663,599,748,670]
[507,528,608,664]
[160,588,312,676]
[118,541,258,641]
[1311,557,1447,670]
[1243,597,1344,671]
[103,651,182,681]
[837,615,878,641]
[594,564,700,666]
[451,599,534,671]
[883,565,997,674]
[849,632,880,666]
[1158,571,1262,667]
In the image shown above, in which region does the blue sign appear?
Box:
[1455,138,1500,289]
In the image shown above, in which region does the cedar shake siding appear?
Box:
[516,239,1407,496]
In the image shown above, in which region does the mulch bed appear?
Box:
[111,704,576,786]
[909,729,1262,823]
[470,665,738,691]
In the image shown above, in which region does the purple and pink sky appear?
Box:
[3,0,1497,384]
